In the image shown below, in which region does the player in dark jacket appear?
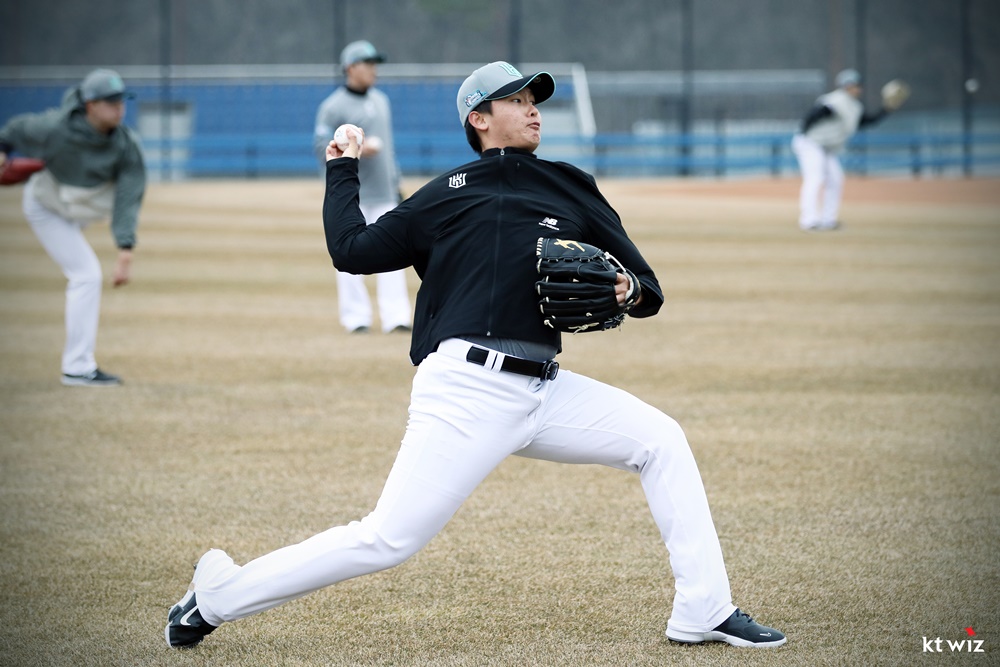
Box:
[166,61,786,651]
[325,143,662,365]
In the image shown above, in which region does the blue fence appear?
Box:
[137,130,1000,179]
[3,79,999,178]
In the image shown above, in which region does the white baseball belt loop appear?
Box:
[484,349,504,373]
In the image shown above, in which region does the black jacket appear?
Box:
[324,146,664,365]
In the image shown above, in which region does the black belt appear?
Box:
[465,346,559,381]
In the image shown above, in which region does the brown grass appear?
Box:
[0,175,998,666]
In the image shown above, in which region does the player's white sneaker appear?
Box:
[60,368,122,387]
[667,608,787,648]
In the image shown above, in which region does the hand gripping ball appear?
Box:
[334,124,364,151]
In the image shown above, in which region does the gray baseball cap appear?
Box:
[340,40,386,71]
[835,68,862,88]
[457,61,556,127]
[80,68,133,102]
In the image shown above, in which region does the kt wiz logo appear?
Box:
[922,627,985,653]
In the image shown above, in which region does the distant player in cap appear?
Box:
[166,60,786,651]
[0,68,146,386]
[312,40,412,334]
[791,68,891,231]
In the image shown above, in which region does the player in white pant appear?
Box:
[186,341,733,630]
[167,60,786,650]
[792,68,890,231]
[0,69,146,386]
[314,40,412,334]
[335,201,412,333]
[791,133,846,230]
[22,181,105,376]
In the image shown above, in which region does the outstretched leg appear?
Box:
[171,349,538,634]
[519,369,735,634]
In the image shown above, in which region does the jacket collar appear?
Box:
[480,147,537,159]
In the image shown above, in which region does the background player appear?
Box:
[166,61,786,650]
[0,68,145,386]
[791,68,892,231]
[313,40,412,334]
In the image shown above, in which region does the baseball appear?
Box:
[334,124,364,151]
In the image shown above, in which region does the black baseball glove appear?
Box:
[535,237,641,333]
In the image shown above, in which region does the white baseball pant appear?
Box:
[191,338,737,636]
[22,180,103,376]
[792,134,845,230]
[336,200,412,332]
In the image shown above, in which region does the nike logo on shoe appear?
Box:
[180,605,200,627]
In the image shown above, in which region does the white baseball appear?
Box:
[334,124,364,151]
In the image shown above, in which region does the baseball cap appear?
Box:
[457,61,556,127]
[80,68,134,102]
[340,40,386,71]
[835,68,862,88]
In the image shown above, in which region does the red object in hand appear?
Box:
[0,157,45,185]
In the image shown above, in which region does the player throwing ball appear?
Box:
[792,68,907,231]
[166,61,786,650]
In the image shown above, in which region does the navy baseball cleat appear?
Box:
[61,368,122,387]
[667,608,786,648]
[165,589,217,648]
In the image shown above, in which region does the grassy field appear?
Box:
[0,175,997,666]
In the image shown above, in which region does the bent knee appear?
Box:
[619,415,692,473]
[357,521,429,570]
[67,265,103,288]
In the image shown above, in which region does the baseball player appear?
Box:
[166,61,786,650]
[791,68,893,231]
[312,40,412,334]
[0,69,145,386]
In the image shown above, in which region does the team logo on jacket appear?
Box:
[448,173,466,189]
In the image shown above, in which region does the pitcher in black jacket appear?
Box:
[166,61,786,650]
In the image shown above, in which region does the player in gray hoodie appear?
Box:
[0,69,146,386]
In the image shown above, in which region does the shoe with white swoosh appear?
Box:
[667,608,786,648]
[165,588,217,648]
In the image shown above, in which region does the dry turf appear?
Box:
[0,175,997,666]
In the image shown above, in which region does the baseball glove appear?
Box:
[881,79,911,112]
[535,237,641,334]
[0,157,45,186]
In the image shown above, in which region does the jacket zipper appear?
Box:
[485,149,506,336]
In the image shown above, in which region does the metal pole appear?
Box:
[508,0,522,68]
[160,0,172,181]
[829,0,843,76]
[334,0,347,79]
[960,0,973,177]
[854,0,867,176]
[854,0,866,80]
[679,0,693,176]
